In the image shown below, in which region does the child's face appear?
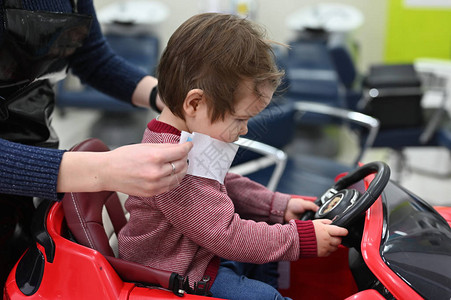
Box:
[199,80,273,143]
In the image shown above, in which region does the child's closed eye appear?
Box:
[235,115,252,122]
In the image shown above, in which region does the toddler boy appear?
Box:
[118,13,348,300]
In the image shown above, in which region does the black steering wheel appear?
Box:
[313,161,390,228]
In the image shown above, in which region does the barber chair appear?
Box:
[358,64,436,144]
[282,3,363,118]
[275,28,368,163]
[285,26,451,180]
[282,26,447,151]
[231,98,379,197]
[279,30,347,127]
[352,63,451,179]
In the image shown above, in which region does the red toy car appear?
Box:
[3,140,451,300]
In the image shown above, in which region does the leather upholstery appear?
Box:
[61,138,175,289]
[62,138,126,257]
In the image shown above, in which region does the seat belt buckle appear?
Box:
[193,276,212,296]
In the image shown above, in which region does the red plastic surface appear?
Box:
[279,246,358,300]
[434,206,451,227]
[3,202,216,300]
[344,289,385,300]
[5,202,125,299]
[361,177,422,300]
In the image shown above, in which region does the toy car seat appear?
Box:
[62,138,186,295]
[62,138,127,257]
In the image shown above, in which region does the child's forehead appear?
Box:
[236,79,274,97]
[232,89,272,117]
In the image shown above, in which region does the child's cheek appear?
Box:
[219,121,240,142]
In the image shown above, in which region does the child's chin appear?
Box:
[219,136,239,143]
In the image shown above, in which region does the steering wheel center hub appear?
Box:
[316,189,360,220]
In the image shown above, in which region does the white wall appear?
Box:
[93,0,387,72]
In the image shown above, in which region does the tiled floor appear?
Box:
[52,107,451,207]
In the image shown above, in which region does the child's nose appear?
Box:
[240,122,248,135]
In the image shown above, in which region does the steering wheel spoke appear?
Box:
[320,188,339,205]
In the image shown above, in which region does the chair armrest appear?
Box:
[230,137,287,191]
[293,101,380,165]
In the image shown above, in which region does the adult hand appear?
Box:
[58,142,192,197]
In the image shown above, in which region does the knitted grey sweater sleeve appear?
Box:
[0,138,66,201]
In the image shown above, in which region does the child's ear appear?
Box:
[183,89,204,117]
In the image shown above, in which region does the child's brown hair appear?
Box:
[157,13,284,122]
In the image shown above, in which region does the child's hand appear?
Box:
[312,219,348,257]
[284,197,319,222]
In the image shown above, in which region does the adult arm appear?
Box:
[0,138,192,200]
[57,142,192,197]
[0,138,65,200]
[68,0,157,108]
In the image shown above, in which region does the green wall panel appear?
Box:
[385,0,451,63]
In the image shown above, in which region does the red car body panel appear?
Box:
[279,246,359,299]
[344,289,385,300]
[3,202,220,300]
[361,197,422,300]
[435,206,451,227]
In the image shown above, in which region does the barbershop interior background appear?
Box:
[54,0,451,205]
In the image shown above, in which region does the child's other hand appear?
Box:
[284,197,319,222]
[312,219,348,257]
